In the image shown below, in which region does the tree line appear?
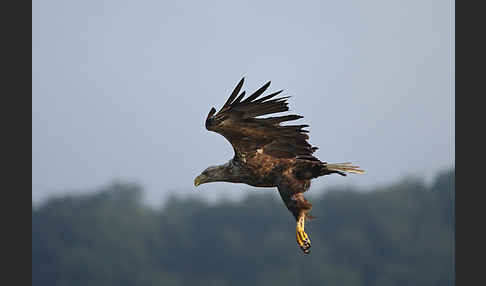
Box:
[32,169,454,286]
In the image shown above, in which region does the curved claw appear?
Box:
[296,214,311,254]
[297,228,311,254]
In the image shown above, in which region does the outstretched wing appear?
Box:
[205,77,318,162]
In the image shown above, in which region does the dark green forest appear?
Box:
[32,169,454,286]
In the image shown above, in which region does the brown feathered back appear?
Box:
[205,77,318,162]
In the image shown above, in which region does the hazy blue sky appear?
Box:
[32,0,454,206]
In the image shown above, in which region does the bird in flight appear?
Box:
[194,78,363,254]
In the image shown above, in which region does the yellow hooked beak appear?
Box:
[194,174,207,187]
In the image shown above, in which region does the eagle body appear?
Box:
[195,78,363,254]
[221,154,312,188]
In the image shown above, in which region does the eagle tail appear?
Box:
[325,162,364,176]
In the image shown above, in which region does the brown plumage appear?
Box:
[194,77,364,254]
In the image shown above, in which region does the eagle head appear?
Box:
[194,163,237,187]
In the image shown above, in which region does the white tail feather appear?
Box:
[326,162,364,174]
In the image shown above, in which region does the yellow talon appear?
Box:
[296,214,311,254]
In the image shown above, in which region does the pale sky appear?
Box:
[32,0,454,206]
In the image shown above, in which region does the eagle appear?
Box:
[194,78,363,254]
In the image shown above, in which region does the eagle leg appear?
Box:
[296,211,311,254]
[277,181,313,254]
